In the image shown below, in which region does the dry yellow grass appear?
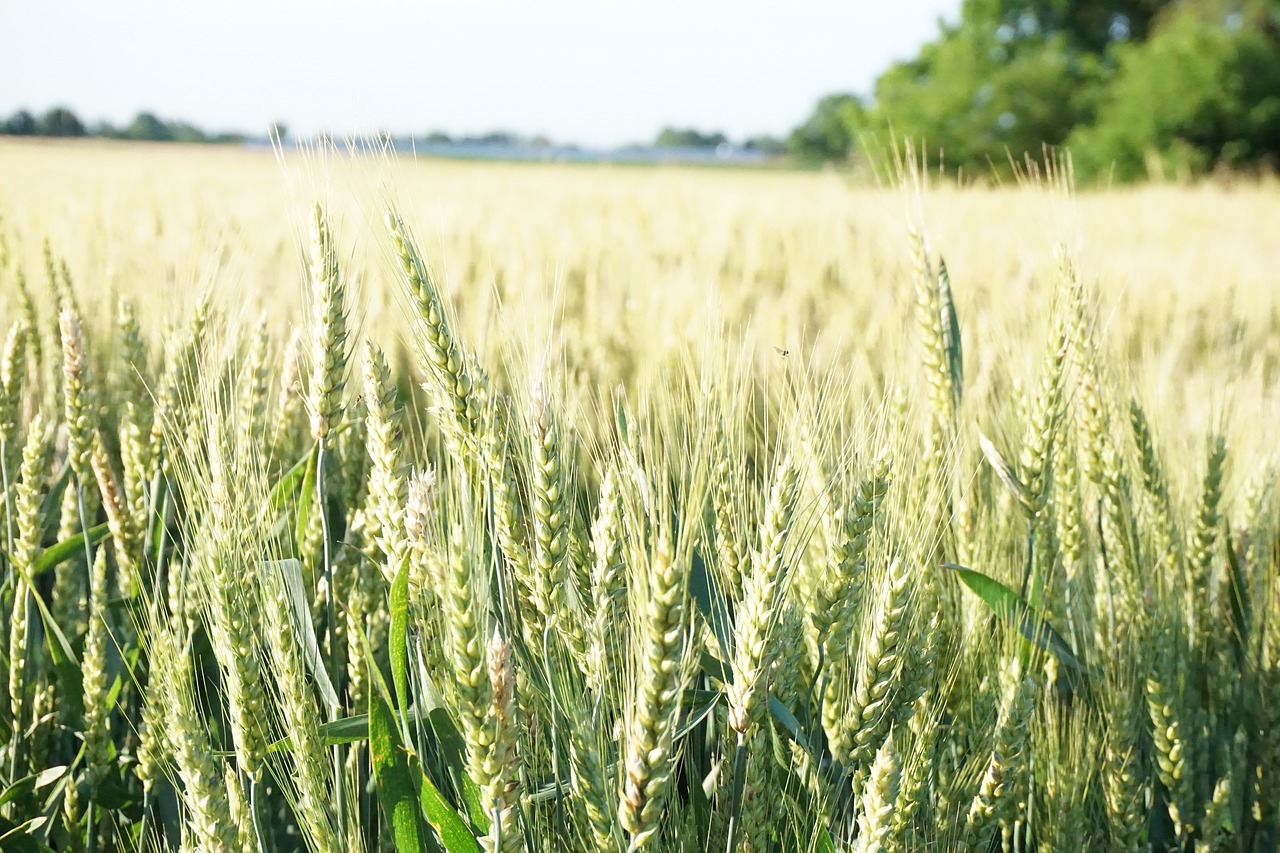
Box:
[2,137,1279,852]
[2,137,1274,464]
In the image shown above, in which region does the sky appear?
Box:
[3,1,959,147]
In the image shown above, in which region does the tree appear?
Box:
[789,0,1181,177]
[1069,4,1280,180]
[745,135,788,156]
[472,131,519,146]
[654,127,728,148]
[834,0,1280,181]
[169,122,209,143]
[866,25,1104,175]
[860,0,1136,178]
[787,94,865,163]
[969,0,1171,52]
[4,110,37,136]
[125,112,173,141]
[89,120,121,138]
[2,106,247,145]
[40,107,85,137]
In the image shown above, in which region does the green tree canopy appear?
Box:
[796,0,1280,181]
[787,94,865,163]
[1070,3,1280,179]
[125,112,174,141]
[967,0,1169,51]
[40,107,85,137]
[654,127,728,148]
[866,25,1102,174]
[4,110,37,136]
[745,134,788,156]
[860,0,1150,175]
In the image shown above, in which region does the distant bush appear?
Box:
[0,107,246,144]
[654,127,729,148]
[39,106,86,137]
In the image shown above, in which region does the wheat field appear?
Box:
[0,138,1277,852]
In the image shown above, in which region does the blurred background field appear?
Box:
[3,137,1276,461]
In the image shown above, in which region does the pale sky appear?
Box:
[3,0,959,147]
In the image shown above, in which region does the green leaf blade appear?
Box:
[419,773,481,853]
[945,562,1088,690]
[370,690,427,853]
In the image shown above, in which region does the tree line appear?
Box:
[0,109,788,156]
[789,0,1280,180]
[1,107,249,144]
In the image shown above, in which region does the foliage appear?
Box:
[1069,4,1280,180]
[866,28,1102,174]
[3,110,38,136]
[797,0,1280,181]
[654,127,729,148]
[786,93,866,163]
[124,113,171,142]
[744,134,788,156]
[0,108,246,144]
[38,107,85,138]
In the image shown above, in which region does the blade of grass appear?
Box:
[389,555,411,714]
[264,559,339,708]
[28,523,111,578]
[938,257,964,410]
[415,654,489,834]
[0,815,53,853]
[11,559,83,721]
[689,547,733,661]
[266,444,315,517]
[945,562,1089,694]
[419,773,481,853]
[293,447,317,559]
[370,688,429,853]
[977,431,1024,503]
